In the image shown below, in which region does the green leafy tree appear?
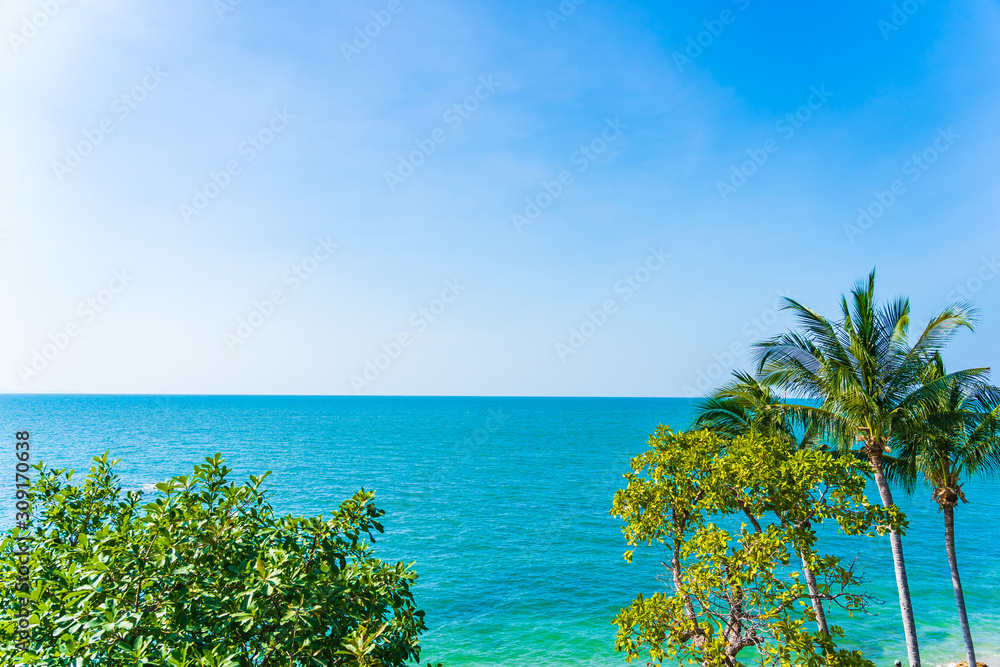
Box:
[694,371,829,635]
[0,453,438,667]
[753,269,986,667]
[611,427,898,667]
[887,356,1000,667]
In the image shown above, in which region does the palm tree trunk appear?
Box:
[799,553,829,635]
[943,505,977,667]
[871,455,921,667]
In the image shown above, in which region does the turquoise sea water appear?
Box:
[1,395,997,666]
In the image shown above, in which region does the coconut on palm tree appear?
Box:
[751,269,988,667]
[886,355,1000,667]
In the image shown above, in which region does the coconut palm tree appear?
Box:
[751,269,988,667]
[694,371,831,635]
[694,370,821,448]
[887,355,1000,667]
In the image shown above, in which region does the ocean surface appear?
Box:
[1,395,997,667]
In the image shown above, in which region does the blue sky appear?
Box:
[1,0,998,396]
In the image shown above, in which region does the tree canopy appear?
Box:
[611,427,901,667]
[0,453,436,667]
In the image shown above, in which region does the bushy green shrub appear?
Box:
[1,453,436,667]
